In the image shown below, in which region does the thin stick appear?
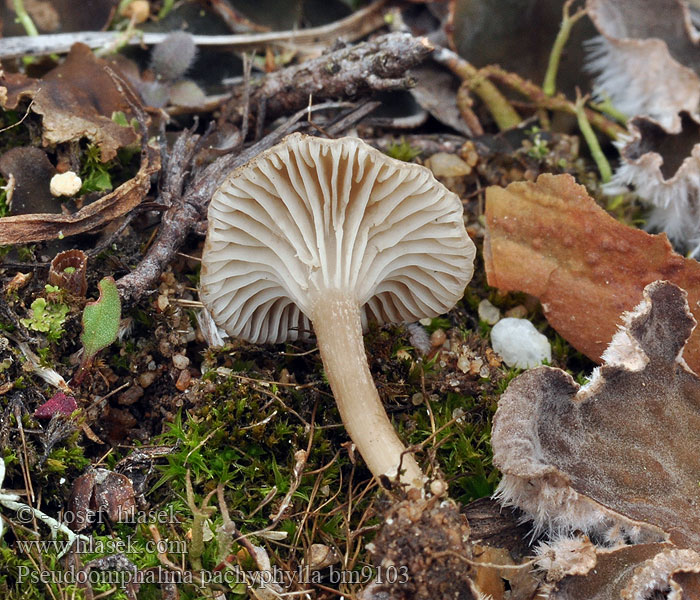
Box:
[543,0,587,96]
[0,0,389,59]
[574,90,612,183]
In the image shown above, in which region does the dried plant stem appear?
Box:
[481,65,626,139]
[543,0,587,96]
[575,91,612,183]
[12,0,38,37]
[433,46,521,131]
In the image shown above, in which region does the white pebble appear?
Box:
[50,171,82,197]
[490,318,551,369]
[172,353,190,370]
[478,299,501,325]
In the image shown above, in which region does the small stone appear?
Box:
[490,318,552,369]
[49,171,82,197]
[430,329,447,347]
[478,299,501,325]
[425,152,472,177]
[419,317,432,327]
[172,353,190,370]
[138,371,157,388]
[506,304,528,319]
[156,294,170,312]
[457,353,471,373]
[477,299,501,325]
[118,385,144,406]
[430,479,448,497]
[308,544,339,570]
[175,369,192,391]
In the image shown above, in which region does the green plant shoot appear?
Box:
[74,277,121,384]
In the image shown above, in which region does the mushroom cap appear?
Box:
[200,133,475,344]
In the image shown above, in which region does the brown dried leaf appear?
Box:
[552,543,700,600]
[68,468,136,532]
[484,173,700,372]
[0,43,142,161]
[471,545,539,600]
[586,0,700,130]
[0,142,159,244]
[492,281,700,548]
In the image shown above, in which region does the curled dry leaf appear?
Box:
[586,0,700,130]
[605,112,700,254]
[492,281,700,548]
[484,173,700,371]
[68,468,136,532]
[0,43,141,161]
[49,249,88,296]
[0,141,159,244]
[551,543,700,600]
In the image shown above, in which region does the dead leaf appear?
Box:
[448,0,596,98]
[604,112,700,254]
[484,173,700,372]
[552,543,700,600]
[68,467,136,532]
[586,0,700,130]
[471,544,539,600]
[0,142,159,244]
[492,281,700,548]
[0,43,142,161]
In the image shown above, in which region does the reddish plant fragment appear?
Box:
[68,468,135,532]
[34,391,78,419]
[484,173,700,371]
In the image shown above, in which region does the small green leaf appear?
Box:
[81,277,121,360]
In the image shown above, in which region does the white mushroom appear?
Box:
[200,133,475,488]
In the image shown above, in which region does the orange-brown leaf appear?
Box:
[484,173,700,370]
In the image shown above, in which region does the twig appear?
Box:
[206,0,270,33]
[222,32,434,126]
[543,0,587,96]
[11,0,38,37]
[574,90,612,183]
[0,0,390,59]
[367,134,468,158]
[481,65,626,139]
[431,46,521,131]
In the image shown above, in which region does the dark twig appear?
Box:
[116,102,370,302]
[222,32,434,127]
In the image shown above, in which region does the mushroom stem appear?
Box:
[311,290,424,488]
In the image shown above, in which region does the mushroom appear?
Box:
[200,133,475,487]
